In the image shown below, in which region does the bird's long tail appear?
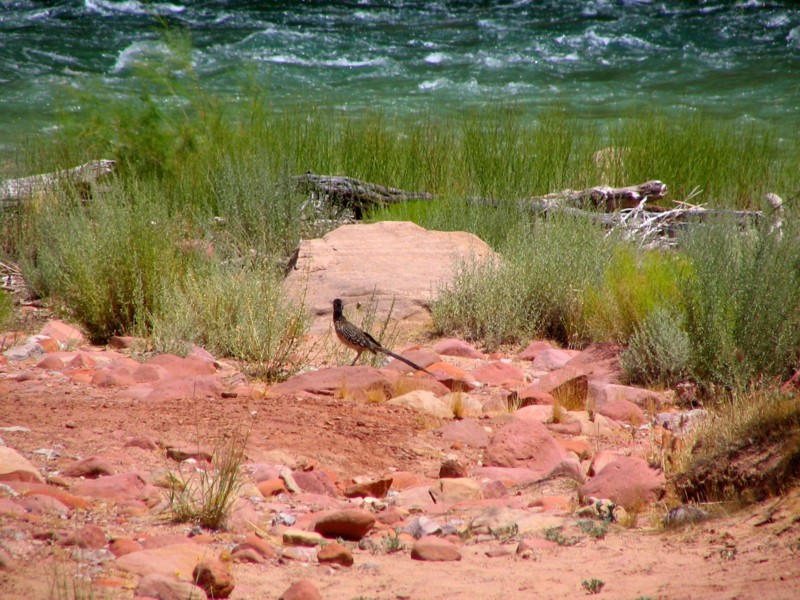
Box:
[379,347,434,375]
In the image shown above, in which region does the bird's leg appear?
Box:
[350,351,362,366]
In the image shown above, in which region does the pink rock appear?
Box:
[589,380,666,411]
[410,536,462,561]
[530,365,588,405]
[108,336,137,349]
[424,362,478,392]
[269,366,394,402]
[124,436,158,451]
[109,537,143,557]
[92,363,137,387]
[343,477,393,499]
[439,419,490,448]
[579,456,666,510]
[17,493,70,515]
[292,470,339,497]
[513,386,556,406]
[433,339,486,359]
[596,397,645,425]
[384,349,439,373]
[39,320,84,345]
[145,354,216,378]
[531,348,580,371]
[0,498,26,516]
[317,541,354,567]
[514,404,554,423]
[35,354,64,370]
[314,509,376,540]
[165,443,212,463]
[62,456,115,478]
[131,364,169,383]
[473,466,559,488]
[146,375,222,401]
[470,361,525,386]
[59,524,106,549]
[232,534,277,561]
[68,353,96,369]
[564,342,622,382]
[517,340,555,361]
[480,479,508,499]
[135,573,207,600]
[484,418,568,473]
[140,535,195,550]
[389,471,421,490]
[279,579,322,600]
[0,446,44,483]
[72,472,149,502]
[116,543,210,579]
[193,558,235,599]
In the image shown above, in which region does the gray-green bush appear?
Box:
[620,307,691,388]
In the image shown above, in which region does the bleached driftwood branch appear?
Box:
[1,159,116,209]
[293,172,780,248]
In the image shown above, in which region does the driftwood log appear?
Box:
[294,173,781,248]
[1,159,116,209]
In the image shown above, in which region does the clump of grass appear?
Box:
[18,182,189,343]
[149,262,308,381]
[433,215,611,349]
[673,389,800,504]
[380,531,406,554]
[542,526,581,547]
[581,246,686,344]
[0,290,12,329]
[49,552,101,600]
[577,519,608,540]
[165,427,248,530]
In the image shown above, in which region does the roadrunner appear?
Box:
[332,298,433,374]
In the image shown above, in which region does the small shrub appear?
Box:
[165,427,248,530]
[620,307,691,388]
[577,519,608,540]
[581,578,605,595]
[543,526,581,546]
[0,290,12,329]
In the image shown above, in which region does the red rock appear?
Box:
[314,509,376,540]
[145,354,216,378]
[317,541,354,567]
[596,397,645,425]
[389,471,422,491]
[530,348,580,371]
[108,336,137,349]
[376,507,403,525]
[62,455,115,478]
[116,543,209,579]
[131,364,169,383]
[292,470,338,497]
[433,338,486,359]
[66,368,96,383]
[484,418,568,474]
[564,342,622,382]
[480,479,508,499]
[279,579,323,600]
[232,534,277,561]
[257,478,287,497]
[439,418,490,448]
[67,352,96,369]
[0,498,25,516]
[269,366,394,402]
[18,493,70,515]
[579,456,666,510]
[124,436,158,451]
[384,349,440,374]
[146,375,222,401]
[0,447,44,483]
[109,537,143,557]
[388,374,451,397]
[59,524,106,549]
[557,438,593,460]
[35,354,64,370]
[425,362,479,392]
[470,361,525,386]
[517,340,555,361]
[18,485,89,509]
[0,547,14,570]
[193,558,234,599]
[410,536,462,561]
[40,320,85,345]
[135,573,207,600]
[72,472,149,502]
[473,466,554,488]
[165,443,212,463]
[140,535,195,550]
[343,477,393,498]
[36,337,61,353]
[92,364,137,387]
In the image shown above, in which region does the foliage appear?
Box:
[0,290,12,329]
[165,427,248,529]
[149,263,308,382]
[581,578,605,595]
[679,218,800,391]
[620,307,691,388]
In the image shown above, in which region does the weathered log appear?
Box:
[292,172,433,220]
[1,159,116,208]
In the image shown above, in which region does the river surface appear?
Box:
[1,1,799,159]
